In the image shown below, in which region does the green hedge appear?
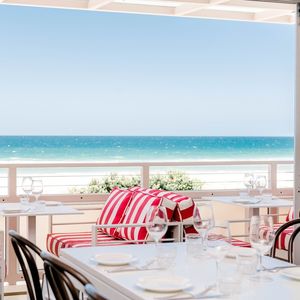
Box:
[70,171,203,194]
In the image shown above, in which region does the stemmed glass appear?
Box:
[22,177,33,203]
[32,180,43,202]
[243,173,255,195]
[255,176,267,197]
[146,206,168,246]
[250,215,275,281]
[193,203,215,250]
[206,223,232,291]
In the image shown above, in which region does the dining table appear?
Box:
[203,195,293,219]
[1,201,82,284]
[60,242,300,300]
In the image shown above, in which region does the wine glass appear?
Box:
[32,180,43,202]
[206,223,232,291]
[250,215,275,281]
[193,203,215,250]
[243,173,255,195]
[22,177,33,202]
[146,206,168,244]
[255,176,267,197]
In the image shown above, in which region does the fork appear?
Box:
[154,284,216,300]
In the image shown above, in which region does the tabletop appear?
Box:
[203,196,293,209]
[61,243,299,300]
[0,202,82,217]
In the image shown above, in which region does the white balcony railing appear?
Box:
[0,160,294,204]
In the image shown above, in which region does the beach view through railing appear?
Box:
[0,160,293,200]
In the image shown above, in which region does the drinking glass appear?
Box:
[32,180,43,202]
[206,223,232,291]
[146,206,168,245]
[22,177,33,202]
[243,173,255,195]
[250,215,275,281]
[193,203,214,250]
[255,176,267,197]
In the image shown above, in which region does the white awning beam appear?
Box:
[0,0,297,24]
[88,0,113,9]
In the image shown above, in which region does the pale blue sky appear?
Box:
[0,4,295,136]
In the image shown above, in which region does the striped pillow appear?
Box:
[118,192,176,241]
[129,187,196,232]
[153,191,197,233]
[286,207,294,222]
[97,187,133,237]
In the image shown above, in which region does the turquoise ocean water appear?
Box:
[0,136,293,162]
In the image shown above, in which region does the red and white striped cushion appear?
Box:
[129,188,196,233]
[153,191,196,233]
[274,223,293,250]
[118,192,176,241]
[129,187,158,194]
[46,231,127,256]
[286,207,294,222]
[97,187,133,237]
[259,223,293,251]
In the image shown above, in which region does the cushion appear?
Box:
[152,191,196,233]
[96,187,133,237]
[275,223,294,250]
[286,207,294,222]
[129,187,196,232]
[117,192,176,241]
[259,223,293,251]
[46,231,129,256]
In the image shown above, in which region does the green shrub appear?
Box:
[150,171,202,191]
[70,171,203,194]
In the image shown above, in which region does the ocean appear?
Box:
[0,136,294,162]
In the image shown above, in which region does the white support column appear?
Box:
[294,2,300,264]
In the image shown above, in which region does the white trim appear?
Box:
[0,0,296,24]
[294,3,300,264]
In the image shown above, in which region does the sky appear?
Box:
[0,4,295,136]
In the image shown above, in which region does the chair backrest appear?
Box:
[85,283,107,300]
[271,218,300,263]
[288,222,300,263]
[41,251,91,300]
[8,230,43,300]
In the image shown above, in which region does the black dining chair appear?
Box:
[41,251,106,300]
[85,283,107,300]
[9,230,44,300]
[271,218,300,263]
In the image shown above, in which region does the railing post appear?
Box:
[8,166,17,203]
[268,162,277,195]
[141,165,150,188]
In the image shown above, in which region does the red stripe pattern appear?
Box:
[259,223,294,251]
[118,192,176,241]
[46,231,129,256]
[130,187,196,233]
[286,207,294,222]
[96,187,133,237]
[231,238,251,248]
[152,191,196,233]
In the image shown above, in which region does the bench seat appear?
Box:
[46,231,131,256]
